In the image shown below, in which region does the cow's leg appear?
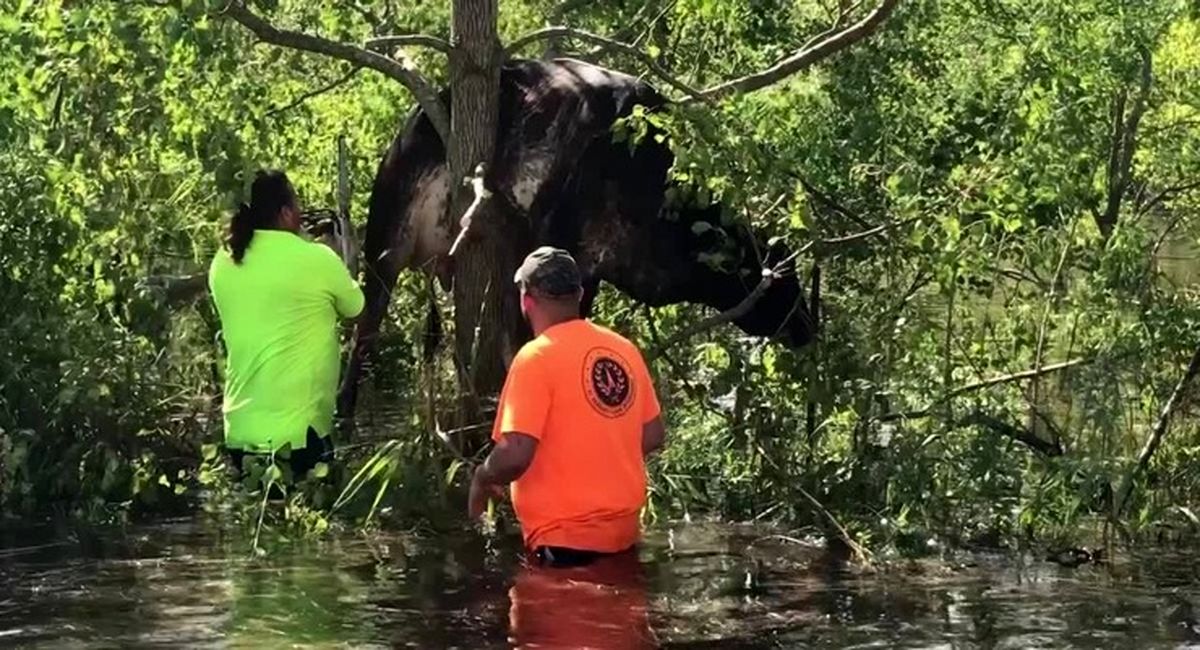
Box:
[337,252,402,427]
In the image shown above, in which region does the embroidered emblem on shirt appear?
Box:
[583,347,634,418]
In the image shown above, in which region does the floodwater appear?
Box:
[2,517,1199,649]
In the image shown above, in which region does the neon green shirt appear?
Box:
[208,230,364,452]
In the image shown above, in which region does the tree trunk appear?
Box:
[446,0,512,424]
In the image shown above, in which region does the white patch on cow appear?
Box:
[511,149,554,210]
[553,58,643,92]
[569,62,614,88]
[396,165,451,269]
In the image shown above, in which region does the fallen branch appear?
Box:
[877,358,1090,422]
[796,484,872,564]
[755,446,872,564]
[504,26,711,102]
[266,66,362,118]
[222,1,450,144]
[957,411,1063,457]
[1115,344,1200,517]
[698,0,900,99]
[365,34,453,54]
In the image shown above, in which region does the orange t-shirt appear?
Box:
[492,319,661,553]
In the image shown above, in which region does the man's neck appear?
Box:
[532,313,580,337]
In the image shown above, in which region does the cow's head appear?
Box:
[725,238,814,348]
[623,198,815,350]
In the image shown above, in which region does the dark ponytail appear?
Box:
[227,169,298,264]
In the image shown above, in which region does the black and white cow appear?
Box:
[338,58,814,418]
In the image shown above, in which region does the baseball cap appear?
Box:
[513,246,582,297]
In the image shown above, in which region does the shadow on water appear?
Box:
[2,517,1200,649]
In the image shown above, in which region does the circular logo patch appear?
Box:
[583,347,634,418]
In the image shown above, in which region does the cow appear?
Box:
[337,58,814,419]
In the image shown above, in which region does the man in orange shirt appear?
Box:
[468,246,667,567]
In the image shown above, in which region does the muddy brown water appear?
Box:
[1,517,1199,649]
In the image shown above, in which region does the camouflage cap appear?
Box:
[513,246,582,297]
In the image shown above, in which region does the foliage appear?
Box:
[3,0,1200,557]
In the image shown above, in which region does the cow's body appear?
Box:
[339,59,813,418]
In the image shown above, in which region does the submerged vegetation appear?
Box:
[2,0,1200,558]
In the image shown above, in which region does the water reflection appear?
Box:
[508,551,655,649]
[2,518,1200,648]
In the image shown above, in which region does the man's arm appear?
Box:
[469,432,538,519]
[316,243,364,319]
[638,350,666,458]
[642,415,666,457]
[479,432,538,484]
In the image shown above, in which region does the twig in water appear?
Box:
[797,485,872,565]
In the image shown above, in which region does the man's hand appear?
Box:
[466,432,539,520]
[468,466,505,520]
[642,415,667,457]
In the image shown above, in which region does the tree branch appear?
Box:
[549,0,595,23]
[365,34,453,54]
[504,26,711,102]
[1138,180,1200,218]
[651,270,776,357]
[698,0,900,99]
[877,358,1091,422]
[222,1,450,144]
[1115,344,1200,517]
[140,273,209,306]
[1027,220,1076,449]
[266,66,362,117]
[1097,49,1153,239]
[815,216,917,249]
[579,0,673,60]
[796,174,874,229]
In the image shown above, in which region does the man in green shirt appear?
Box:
[208,170,364,478]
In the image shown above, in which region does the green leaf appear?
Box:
[311,462,330,479]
